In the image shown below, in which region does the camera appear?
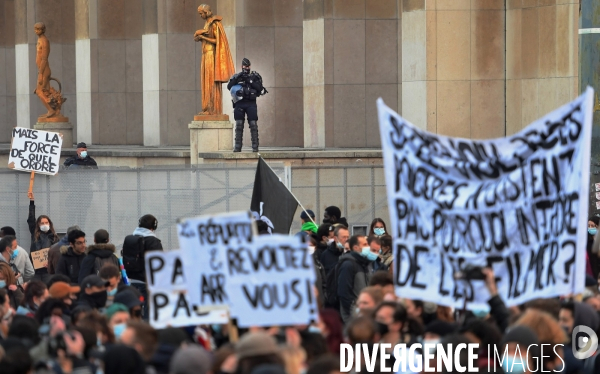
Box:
[453,265,486,281]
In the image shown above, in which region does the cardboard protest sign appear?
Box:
[177,211,255,315]
[226,235,317,327]
[9,127,63,175]
[31,248,49,269]
[145,250,228,329]
[377,87,594,309]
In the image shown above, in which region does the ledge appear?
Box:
[198,148,383,159]
[0,144,190,158]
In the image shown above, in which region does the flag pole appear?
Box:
[258,156,318,227]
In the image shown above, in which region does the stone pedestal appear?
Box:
[34,121,74,148]
[189,120,233,164]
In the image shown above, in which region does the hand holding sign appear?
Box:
[31,248,49,270]
[9,128,63,175]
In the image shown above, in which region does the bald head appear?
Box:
[34,22,46,32]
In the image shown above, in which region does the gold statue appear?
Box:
[194,4,235,116]
[34,22,67,122]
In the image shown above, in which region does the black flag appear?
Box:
[250,157,298,234]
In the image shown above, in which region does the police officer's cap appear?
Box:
[242,58,251,66]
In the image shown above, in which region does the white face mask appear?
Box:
[39,225,50,232]
[308,246,316,255]
[327,238,334,244]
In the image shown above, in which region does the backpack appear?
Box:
[93,254,120,275]
[122,235,145,275]
[324,255,357,309]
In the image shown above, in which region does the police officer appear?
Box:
[227,58,267,152]
[63,142,98,169]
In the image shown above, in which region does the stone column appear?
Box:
[580,0,600,160]
[14,0,37,130]
[74,0,96,145]
[0,0,17,142]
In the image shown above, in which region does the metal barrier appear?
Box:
[3,163,387,251]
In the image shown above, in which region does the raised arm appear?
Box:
[27,193,36,235]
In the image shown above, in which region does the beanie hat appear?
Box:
[236,332,279,360]
[104,303,129,321]
[242,58,251,66]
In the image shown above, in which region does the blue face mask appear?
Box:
[80,151,88,158]
[308,325,322,334]
[374,228,385,236]
[589,228,597,236]
[502,356,526,374]
[361,247,378,262]
[113,323,126,340]
[337,242,344,250]
[107,288,117,297]
[0,280,6,288]
[10,248,18,260]
[472,306,490,318]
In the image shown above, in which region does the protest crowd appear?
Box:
[0,195,598,374]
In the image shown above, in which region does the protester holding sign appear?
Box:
[27,192,58,284]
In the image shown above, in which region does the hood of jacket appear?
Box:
[86,243,117,258]
[133,227,156,237]
[60,246,86,257]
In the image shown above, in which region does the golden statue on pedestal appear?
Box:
[194,4,235,118]
[34,22,67,122]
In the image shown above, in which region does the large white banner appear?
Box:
[377,88,594,309]
[9,127,63,175]
[177,211,255,314]
[145,250,228,329]
[226,235,317,327]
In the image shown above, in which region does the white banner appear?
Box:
[9,127,63,175]
[377,88,594,309]
[177,211,255,314]
[145,250,228,329]
[226,235,317,327]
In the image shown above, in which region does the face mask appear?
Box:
[376,322,389,336]
[472,306,490,318]
[90,291,108,309]
[40,225,50,232]
[80,151,88,158]
[113,323,126,340]
[0,280,6,288]
[327,238,334,245]
[337,242,344,250]
[501,356,526,374]
[212,324,222,334]
[308,325,322,334]
[10,248,18,260]
[355,307,361,315]
[132,309,142,318]
[361,247,378,261]
[589,228,598,236]
[242,67,250,74]
[308,246,315,255]
[107,288,117,297]
[323,218,331,224]
[374,228,385,236]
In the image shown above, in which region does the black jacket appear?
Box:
[320,242,343,277]
[126,234,163,282]
[312,252,327,308]
[56,246,86,284]
[63,155,98,168]
[27,201,58,275]
[337,251,372,322]
[227,71,264,102]
[78,243,120,284]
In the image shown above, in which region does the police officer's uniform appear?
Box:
[227,58,267,152]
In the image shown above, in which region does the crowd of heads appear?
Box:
[0,205,598,373]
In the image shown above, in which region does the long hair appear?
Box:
[34,215,58,243]
[0,262,17,287]
[369,218,387,236]
[319,309,344,356]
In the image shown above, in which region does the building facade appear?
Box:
[0,0,581,148]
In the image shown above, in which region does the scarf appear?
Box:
[301,221,318,234]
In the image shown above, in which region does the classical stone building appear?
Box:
[0,0,583,149]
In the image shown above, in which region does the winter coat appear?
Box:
[312,252,327,308]
[55,246,86,284]
[27,201,58,275]
[320,242,343,277]
[337,251,372,323]
[10,246,35,285]
[48,236,69,274]
[78,243,120,284]
[380,250,393,268]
